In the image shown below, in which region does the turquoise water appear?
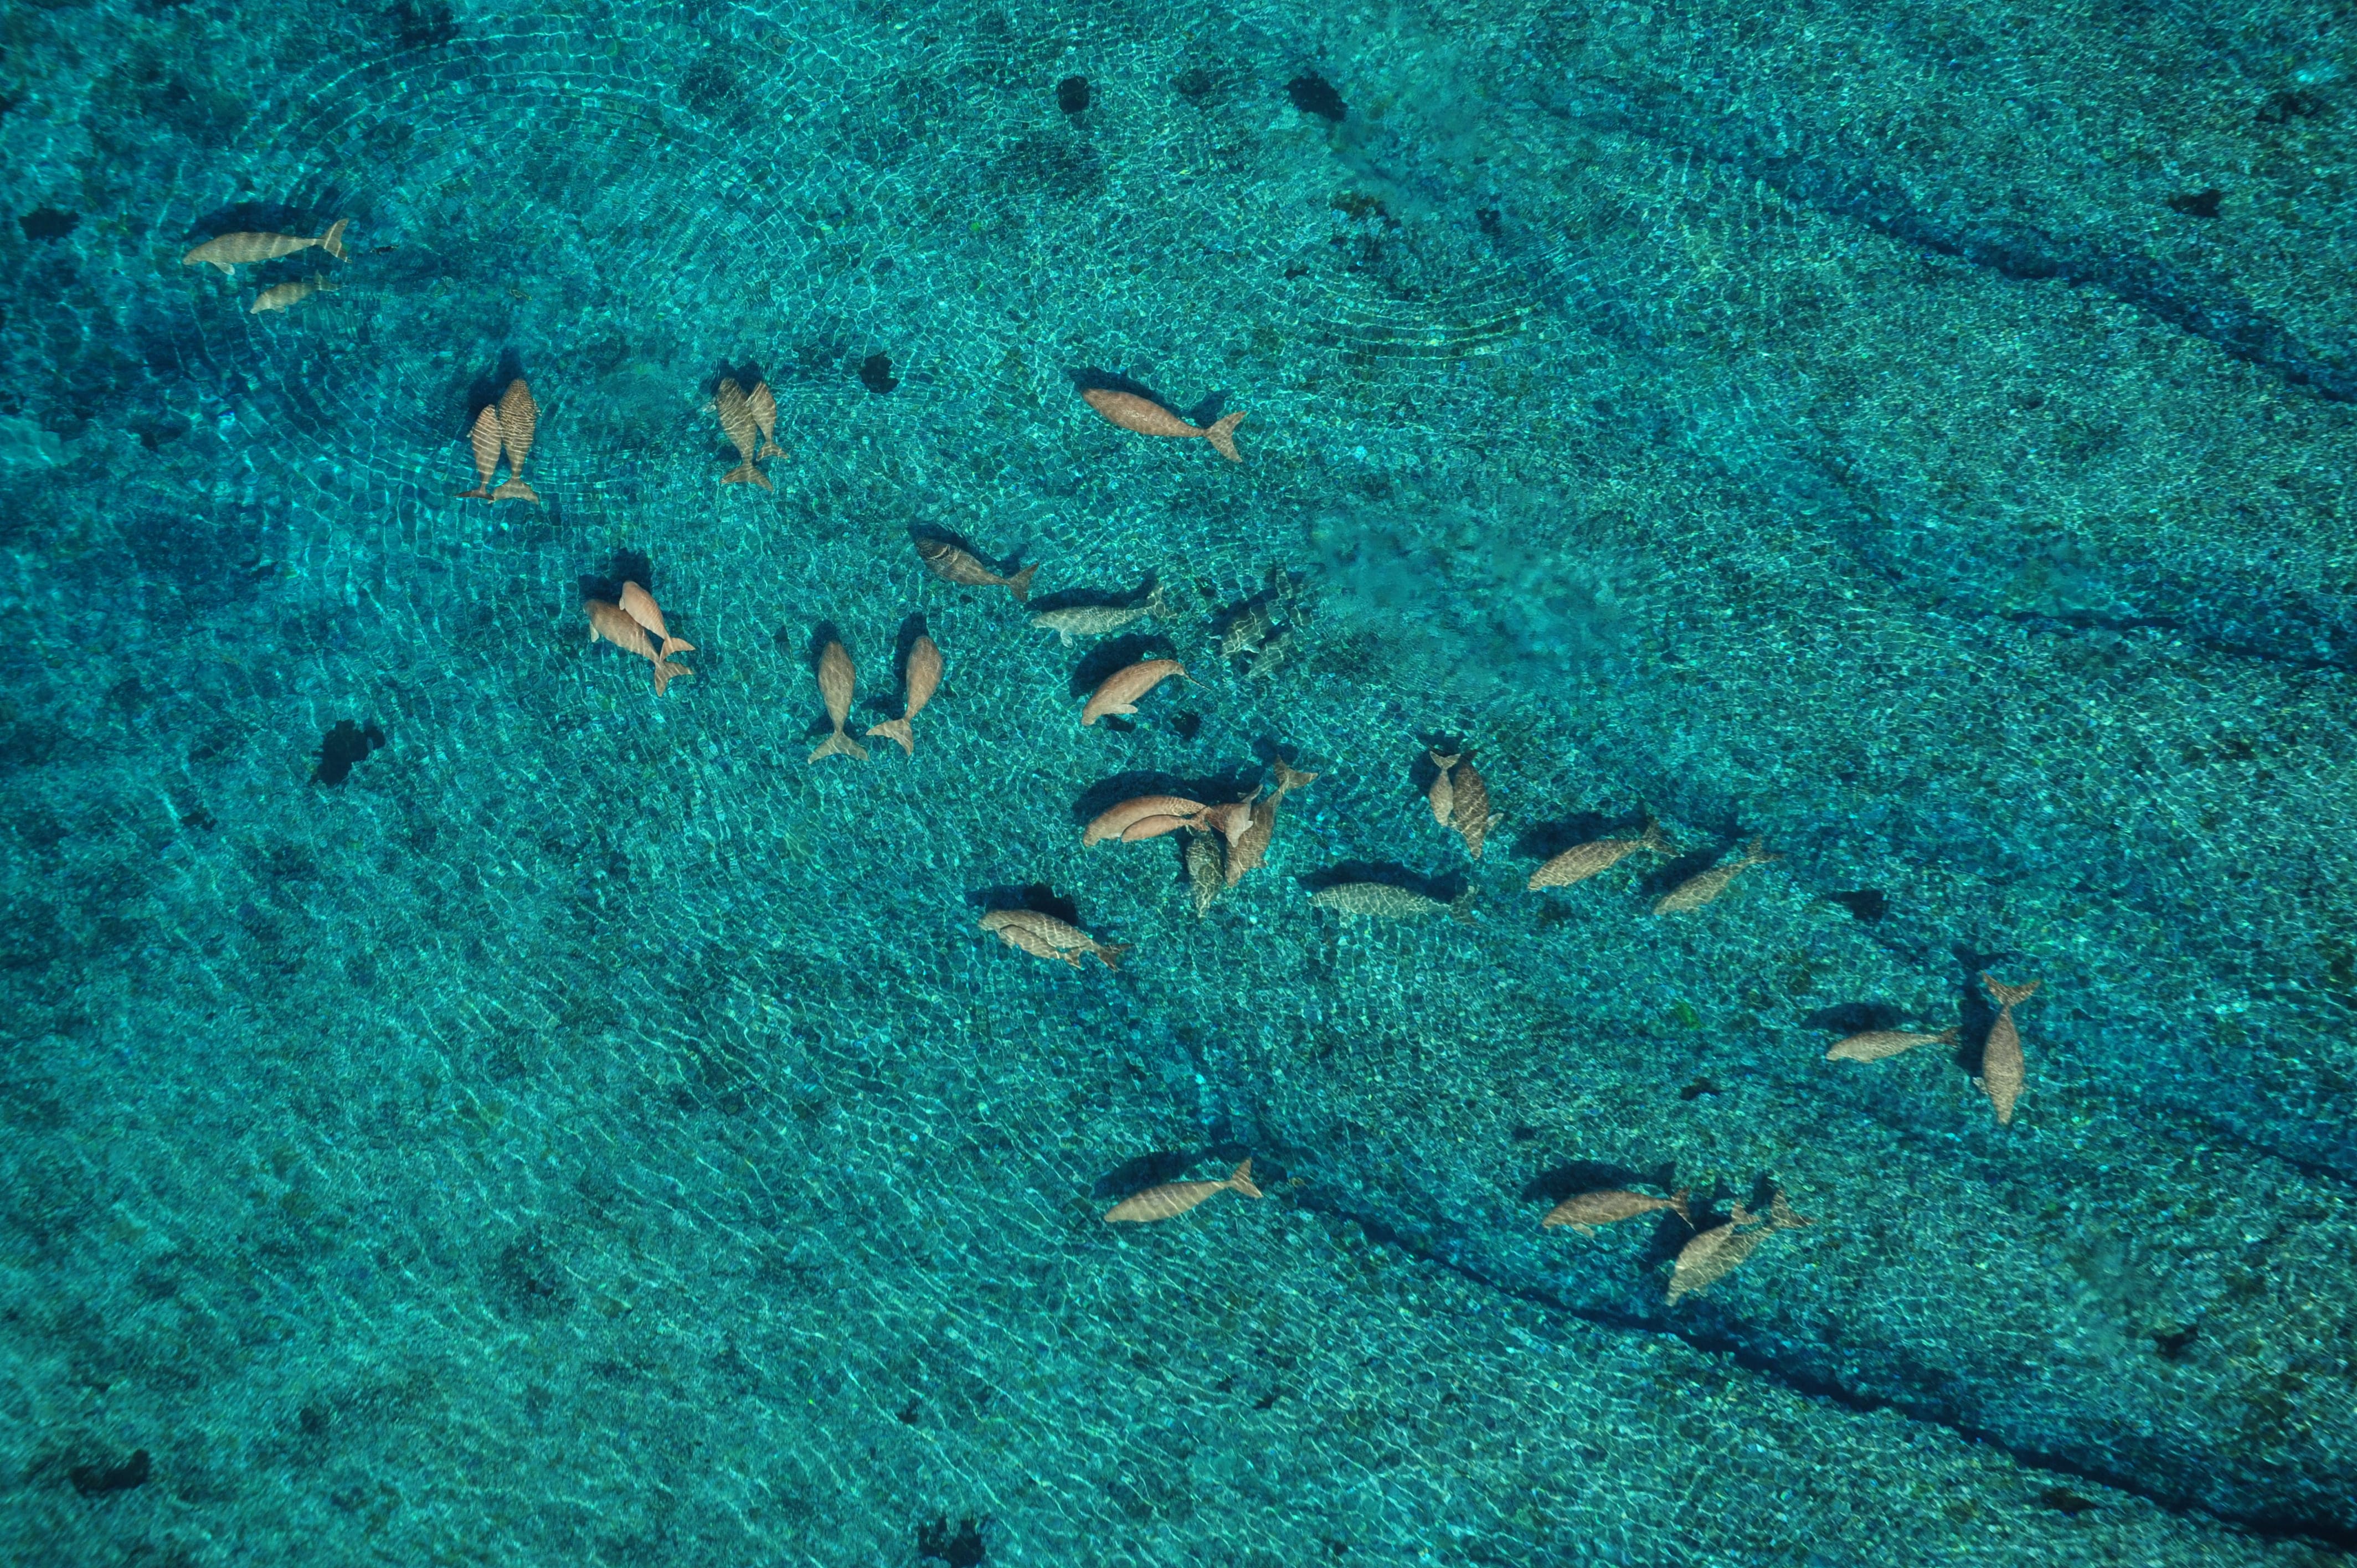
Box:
[5,0,2357,1562]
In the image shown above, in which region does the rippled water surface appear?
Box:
[5,1,2357,1564]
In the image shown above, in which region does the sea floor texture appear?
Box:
[3,0,2357,1564]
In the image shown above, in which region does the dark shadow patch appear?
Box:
[1167,710,1202,741]
[1208,570,1305,667]
[1092,1149,1199,1199]
[1799,1001,1902,1035]
[1677,1078,1722,1101]
[1636,838,1742,901]
[133,411,192,450]
[2256,89,2327,124]
[187,199,344,248]
[1095,1143,1262,1200]
[1026,577,1158,616]
[1288,74,1346,122]
[1069,633,1181,699]
[388,0,456,49]
[1408,744,1453,804]
[858,352,898,393]
[1064,365,1176,412]
[580,549,656,606]
[0,1074,68,1132]
[0,719,65,775]
[1062,367,1226,429]
[1826,888,1888,922]
[1299,860,1466,903]
[680,54,742,116]
[1071,767,1260,826]
[1072,769,1195,822]
[1517,1159,1651,1205]
[123,73,249,145]
[1057,76,1090,115]
[796,622,855,740]
[694,360,773,463]
[917,1515,987,1567]
[800,621,851,669]
[1998,603,2357,676]
[1951,945,2016,1074]
[908,523,1033,592]
[2038,1488,2101,1517]
[701,359,771,400]
[992,133,1102,199]
[1634,1179,1727,1266]
[120,502,272,607]
[866,613,932,713]
[2165,188,2223,219]
[312,720,385,787]
[69,1449,150,1498]
[1172,67,1223,106]
[18,208,75,241]
[2153,1324,2198,1361]
[463,347,529,432]
[489,1231,570,1320]
[676,1043,763,1118]
[969,883,1080,926]
[1247,735,1313,773]
[1510,810,1632,863]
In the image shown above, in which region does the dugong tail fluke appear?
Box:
[1204,411,1246,462]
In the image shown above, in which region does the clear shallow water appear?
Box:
[4,0,2357,1563]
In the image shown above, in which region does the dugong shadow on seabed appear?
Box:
[907,521,1032,576]
[704,359,769,396]
[1070,768,1263,825]
[1633,832,1752,901]
[1027,576,1162,615]
[1408,745,1455,802]
[1592,1173,1805,1276]
[1949,943,2020,1076]
[1091,1143,1260,1201]
[187,189,354,245]
[1511,809,1649,864]
[1518,1159,1671,1207]
[1068,632,1181,698]
[580,548,656,605]
[1627,1175,1797,1272]
[463,346,530,428]
[1300,861,1469,903]
[966,883,1082,925]
[1798,1000,1906,1037]
[862,613,933,718]
[1063,367,1229,429]
[699,359,772,457]
[791,620,852,741]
